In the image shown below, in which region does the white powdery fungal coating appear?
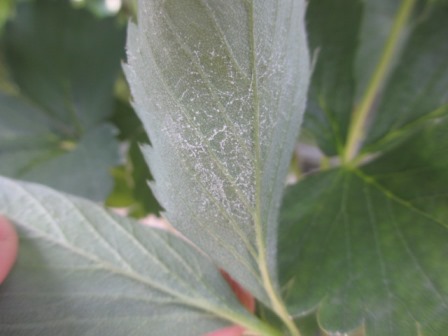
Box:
[125,0,310,303]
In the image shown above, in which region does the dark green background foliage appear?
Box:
[0,0,158,212]
[280,0,448,335]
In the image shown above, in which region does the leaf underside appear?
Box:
[124,0,310,303]
[0,176,259,336]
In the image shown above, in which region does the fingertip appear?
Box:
[0,216,18,284]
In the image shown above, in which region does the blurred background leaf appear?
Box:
[280,0,448,334]
[0,0,126,201]
[0,0,158,212]
[362,4,448,152]
[106,95,160,216]
[302,0,362,156]
[280,119,448,336]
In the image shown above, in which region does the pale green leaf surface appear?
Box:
[125,0,310,303]
[363,5,448,152]
[0,0,125,200]
[303,0,361,155]
[0,176,263,336]
[279,120,448,335]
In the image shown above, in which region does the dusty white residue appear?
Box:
[127,0,310,298]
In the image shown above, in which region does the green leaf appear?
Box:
[303,0,362,156]
[109,98,143,141]
[0,0,15,32]
[128,139,161,216]
[354,0,402,103]
[107,99,161,216]
[3,0,125,129]
[124,0,310,308]
[279,119,448,335]
[0,92,119,201]
[0,176,277,336]
[0,0,125,200]
[0,96,119,200]
[105,166,136,207]
[106,141,161,217]
[363,4,448,152]
[294,314,322,336]
[303,0,442,161]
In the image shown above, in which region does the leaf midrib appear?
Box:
[135,52,260,263]
[160,8,254,161]
[244,1,302,335]
[140,31,253,211]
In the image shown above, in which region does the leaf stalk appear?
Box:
[257,239,302,336]
[245,0,302,334]
[342,0,417,165]
[223,309,283,336]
